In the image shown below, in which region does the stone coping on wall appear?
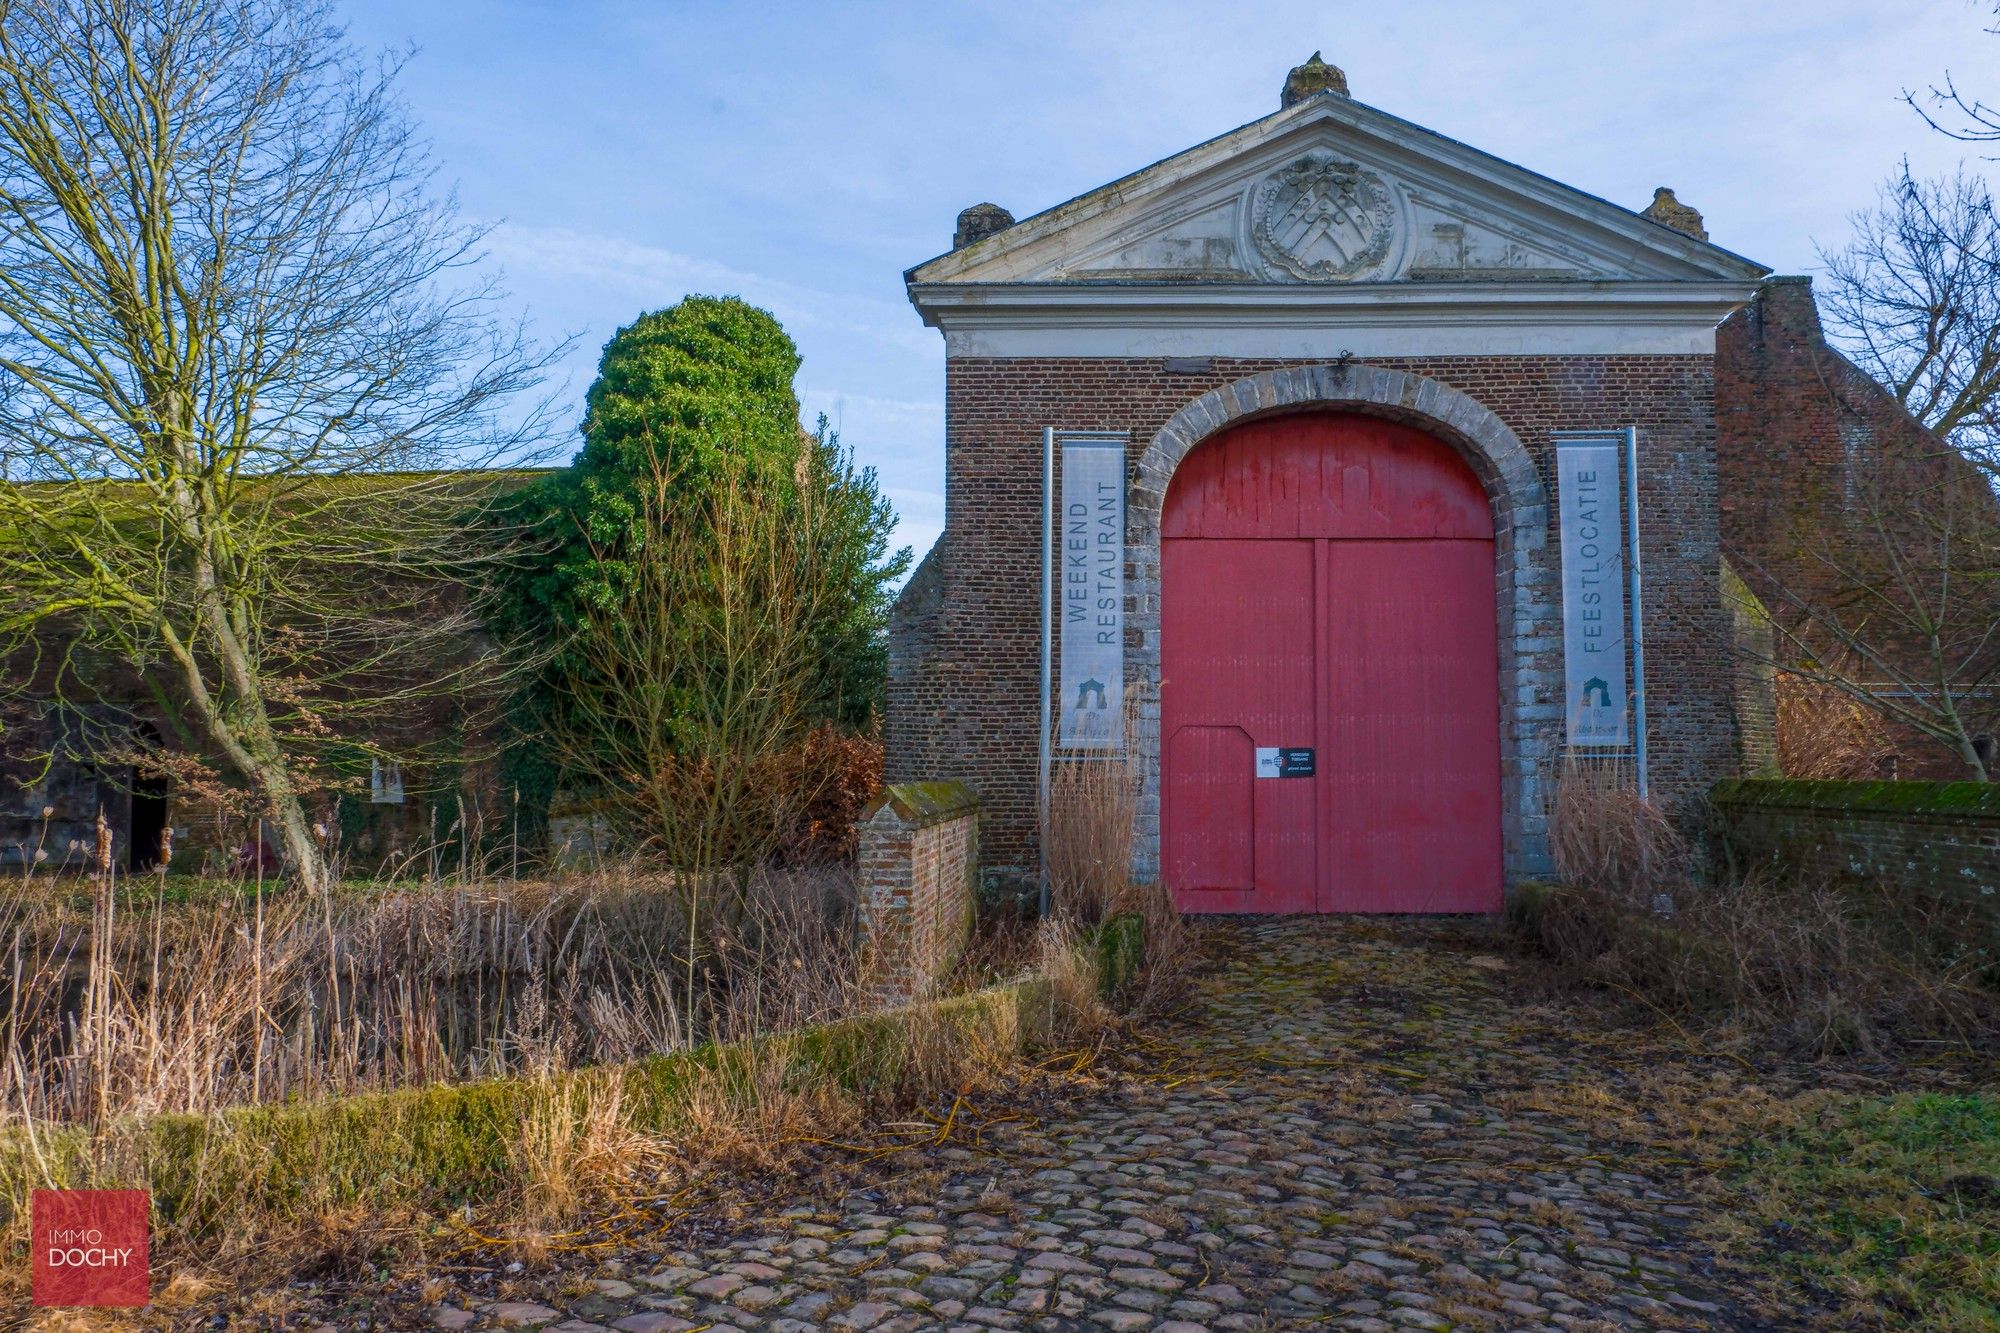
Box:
[1711,778,2000,820]
[862,779,982,828]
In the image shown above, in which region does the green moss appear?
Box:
[0,977,1053,1245]
[1718,559,1773,629]
[865,780,980,827]
[1505,880,1560,933]
[1711,778,2000,818]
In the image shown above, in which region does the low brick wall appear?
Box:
[1711,780,1999,926]
[856,780,980,1005]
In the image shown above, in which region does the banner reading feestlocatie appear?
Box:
[1555,437,1630,747]
[1058,439,1125,750]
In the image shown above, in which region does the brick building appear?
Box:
[886,56,1912,910]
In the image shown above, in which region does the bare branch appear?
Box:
[1818,164,2000,476]
[0,0,564,889]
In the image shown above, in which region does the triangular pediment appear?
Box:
[909,95,1768,288]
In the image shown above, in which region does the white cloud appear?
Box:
[485,223,938,359]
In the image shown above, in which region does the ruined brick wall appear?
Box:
[1713,779,2000,935]
[1715,276,1998,778]
[855,781,979,1004]
[1721,559,1779,778]
[2,625,508,877]
[1714,277,1933,594]
[890,353,1743,882]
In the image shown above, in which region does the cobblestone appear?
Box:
[429,917,1795,1330]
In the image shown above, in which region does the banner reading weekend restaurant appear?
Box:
[1058,439,1125,750]
[1555,435,1631,747]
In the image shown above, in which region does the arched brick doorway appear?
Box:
[1160,411,1504,913]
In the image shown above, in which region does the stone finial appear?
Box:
[1641,187,1707,241]
[1282,51,1349,108]
[953,202,1014,250]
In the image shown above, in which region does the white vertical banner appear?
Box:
[1555,437,1631,746]
[1058,439,1125,750]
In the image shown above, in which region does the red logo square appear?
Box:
[31,1190,149,1307]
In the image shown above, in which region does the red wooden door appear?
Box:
[1160,413,1502,914]
[1320,540,1504,911]
[1160,539,1317,913]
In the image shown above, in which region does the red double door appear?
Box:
[1161,412,1503,914]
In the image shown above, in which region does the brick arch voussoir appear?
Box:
[1132,363,1543,537]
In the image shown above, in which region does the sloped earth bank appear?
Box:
[253,918,1942,1330]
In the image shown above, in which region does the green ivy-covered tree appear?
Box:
[486,296,908,845]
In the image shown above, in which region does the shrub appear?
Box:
[1521,758,2000,1056]
[483,297,908,854]
[773,725,884,865]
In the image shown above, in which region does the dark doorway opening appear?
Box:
[126,723,168,872]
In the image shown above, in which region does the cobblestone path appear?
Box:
[428,917,1791,1333]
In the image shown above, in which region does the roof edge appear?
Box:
[908,93,1770,291]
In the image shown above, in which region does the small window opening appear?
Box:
[370,759,405,805]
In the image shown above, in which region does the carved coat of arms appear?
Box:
[1251,155,1396,281]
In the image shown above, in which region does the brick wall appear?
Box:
[855,780,980,1005]
[1714,277,1936,598]
[889,353,1745,885]
[1712,779,1999,936]
[1721,560,1778,777]
[1715,276,1998,777]
[883,544,945,797]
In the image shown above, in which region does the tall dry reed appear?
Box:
[0,862,858,1128]
[1043,749,1139,927]
[1041,711,1195,1013]
[1548,754,1688,901]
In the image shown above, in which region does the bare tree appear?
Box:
[1819,165,2000,472]
[0,0,556,891]
[1730,446,2000,781]
[1905,4,2000,148]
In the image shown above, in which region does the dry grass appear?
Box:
[1548,755,1688,899]
[507,1068,654,1252]
[492,917,1107,1255]
[1525,758,2000,1058]
[1043,750,1139,927]
[0,860,858,1128]
[1776,671,1895,779]
[1041,720,1195,1015]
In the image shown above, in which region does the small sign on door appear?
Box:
[1255,747,1315,778]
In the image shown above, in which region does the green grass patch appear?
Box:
[1091,911,1144,999]
[1725,1092,2000,1329]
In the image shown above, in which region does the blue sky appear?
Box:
[338,0,1998,563]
